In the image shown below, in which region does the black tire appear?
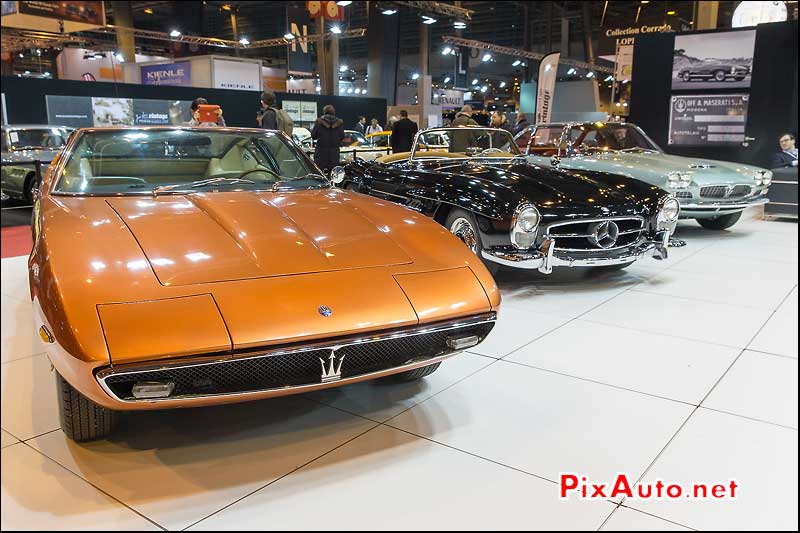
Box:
[56,371,118,441]
[444,208,500,276]
[713,70,726,82]
[681,72,691,82]
[23,172,36,205]
[696,211,742,231]
[387,362,441,382]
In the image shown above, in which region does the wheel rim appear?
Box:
[449,217,479,254]
[683,73,690,81]
[715,71,725,81]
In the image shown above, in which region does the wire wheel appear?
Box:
[449,217,479,254]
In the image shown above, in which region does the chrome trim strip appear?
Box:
[772,181,798,185]
[96,313,497,403]
[679,198,769,210]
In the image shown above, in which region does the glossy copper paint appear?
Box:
[28,127,500,410]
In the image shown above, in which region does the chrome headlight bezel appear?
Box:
[755,169,772,187]
[510,204,541,250]
[666,171,692,189]
[657,195,681,228]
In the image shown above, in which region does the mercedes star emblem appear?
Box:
[588,220,620,249]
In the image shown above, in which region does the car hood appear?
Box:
[106,189,413,286]
[534,151,766,186]
[1,148,60,164]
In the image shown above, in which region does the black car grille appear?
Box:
[100,321,494,401]
[700,185,752,199]
[544,217,645,251]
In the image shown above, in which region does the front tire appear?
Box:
[23,172,36,205]
[387,362,441,382]
[681,72,691,82]
[696,211,742,230]
[56,372,118,442]
[713,70,727,82]
[444,209,500,276]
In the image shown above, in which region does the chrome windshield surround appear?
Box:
[409,126,521,162]
[96,313,496,404]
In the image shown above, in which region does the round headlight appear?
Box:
[330,166,346,184]
[511,205,541,249]
[517,207,540,232]
[661,197,680,221]
[755,170,772,186]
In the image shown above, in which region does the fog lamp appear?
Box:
[132,381,175,399]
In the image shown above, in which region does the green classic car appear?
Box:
[515,122,771,230]
[1,125,73,203]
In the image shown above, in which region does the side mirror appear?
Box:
[330,166,346,185]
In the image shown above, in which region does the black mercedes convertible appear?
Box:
[331,126,682,274]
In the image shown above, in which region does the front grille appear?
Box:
[100,320,494,401]
[545,217,645,251]
[700,185,752,199]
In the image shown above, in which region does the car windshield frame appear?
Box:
[51,127,328,197]
[520,123,663,157]
[409,127,521,162]
[4,127,73,151]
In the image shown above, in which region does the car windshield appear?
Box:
[342,130,369,147]
[54,128,326,196]
[520,123,661,155]
[411,127,520,161]
[5,127,71,151]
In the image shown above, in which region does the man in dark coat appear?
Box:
[390,110,418,153]
[311,104,345,173]
[513,113,530,136]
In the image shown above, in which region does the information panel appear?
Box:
[46,95,192,127]
[667,94,749,146]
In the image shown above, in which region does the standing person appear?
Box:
[188,98,226,127]
[366,118,383,136]
[310,104,345,173]
[390,110,418,153]
[490,111,513,148]
[451,105,479,152]
[772,133,798,168]
[513,112,529,135]
[256,91,294,136]
[355,116,367,135]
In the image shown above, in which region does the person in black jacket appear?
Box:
[390,110,418,153]
[311,105,345,173]
[513,112,530,136]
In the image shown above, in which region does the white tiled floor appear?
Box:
[1,213,797,531]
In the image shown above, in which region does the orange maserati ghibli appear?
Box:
[29,127,499,441]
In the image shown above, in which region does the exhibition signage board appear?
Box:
[432,88,464,108]
[668,94,749,146]
[287,3,313,76]
[46,95,192,128]
[615,44,634,82]
[535,53,560,125]
[286,79,318,94]
[212,59,261,91]
[1,0,106,32]
[598,16,676,59]
[141,62,192,86]
[282,100,318,123]
[672,30,755,90]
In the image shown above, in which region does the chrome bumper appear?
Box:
[679,197,769,213]
[481,231,674,274]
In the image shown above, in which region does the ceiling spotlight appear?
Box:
[604,75,614,82]
[18,53,23,58]
[43,71,51,77]
[422,15,437,24]
[443,76,451,83]
[315,86,321,92]
[144,7,154,14]
[411,72,420,80]
[442,46,452,55]
[170,29,181,37]
[336,1,353,5]
[346,88,353,94]
[339,64,349,72]
[480,85,488,93]
[331,25,342,34]
[482,53,492,62]
[623,102,628,107]
[622,79,630,84]
[453,21,467,29]
[382,9,397,15]
[24,70,30,75]
[512,59,522,67]
[499,81,506,88]
[221,4,232,10]
[586,71,595,78]
[239,37,250,45]
[667,10,676,15]
[567,67,577,75]
[471,78,478,85]
[284,32,296,40]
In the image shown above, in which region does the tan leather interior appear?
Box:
[376,151,466,164]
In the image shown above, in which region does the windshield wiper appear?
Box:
[152,176,256,196]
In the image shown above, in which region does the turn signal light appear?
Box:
[446,335,480,351]
[38,325,54,344]
[132,381,175,399]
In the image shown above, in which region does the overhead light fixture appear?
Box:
[499,81,506,88]
[239,37,250,45]
[315,86,321,92]
[347,87,353,93]
[24,70,30,75]
[411,72,420,80]
[43,71,50,77]
[221,4,232,11]
[453,21,467,29]
[443,76,451,83]
[586,71,595,78]
[336,1,353,5]
[471,78,478,85]
[512,59,522,67]
[170,29,181,37]
[442,46,452,55]
[18,53,23,58]
[339,64,349,72]
[284,32,296,40]
[482,53,492,62]
[567,67,577,75]
[622,79,629,84]
[422,15,437,24]
[331,25,342,34]
[623,102,628,107]
[604,75,614,81]
[480,85,488,93]
[382,9,397,15]
[667,10,676,15]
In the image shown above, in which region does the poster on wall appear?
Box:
[300,101,318,122]
[45,95,94,127]
[668,94,749,145]
[213,59,261,91]
[132,99,193,125]
[92,97,134,126]
[672,30,756,90]
[140,62,191,86]
[46,95,193,127]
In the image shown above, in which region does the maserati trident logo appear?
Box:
[317,305,332,317]
[320,350,345,383]
[588,220,620,249]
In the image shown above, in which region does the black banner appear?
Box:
[287,4,313,76]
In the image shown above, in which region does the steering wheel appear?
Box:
[237,167,280,181]
[480,147,504,155]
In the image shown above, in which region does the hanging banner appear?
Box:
[615,44,634,82]
[287,4,313,76]
[535,52,560,125]
[141,61,191,86]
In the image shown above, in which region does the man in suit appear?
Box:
[354,116,367,135]
[772,133,798,169]
[390,110,418,153]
